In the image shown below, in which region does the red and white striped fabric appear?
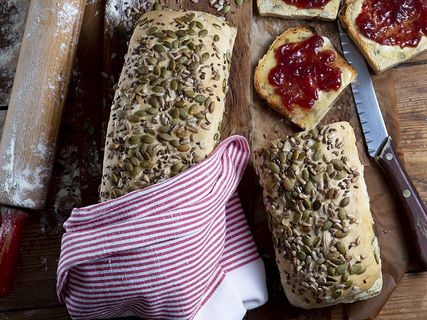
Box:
[57,135,268,320]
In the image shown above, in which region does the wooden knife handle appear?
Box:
[0,208,28,297]
[375,137,427,268]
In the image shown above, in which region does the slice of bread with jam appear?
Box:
[254,27,356,129]
[340,0,427,73]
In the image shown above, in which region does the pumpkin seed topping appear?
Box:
[101,11,235,201]
[258,124,369,302]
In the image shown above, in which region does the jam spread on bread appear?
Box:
[356,0,427,48]
[281,0,332,9]
[268,35,341,111]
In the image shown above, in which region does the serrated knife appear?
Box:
[338,22,427,268]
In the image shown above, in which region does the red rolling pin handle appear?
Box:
[0,207,28,297]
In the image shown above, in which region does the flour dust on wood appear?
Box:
[0,0,30,107]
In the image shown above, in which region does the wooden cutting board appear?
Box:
[249,15,410,320]
[102,1,412,319]
[0,0,416,318]
[104,0,409,320]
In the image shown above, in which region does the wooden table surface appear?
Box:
[0,2,427,320]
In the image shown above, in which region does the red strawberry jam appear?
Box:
[355,0,427,48]
[282,0,332,9]
[268,35,341,111]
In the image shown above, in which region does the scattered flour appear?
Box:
[105,0,237,35]
[106,0,155,32]
[0,1,83,210]
[0,0,30,106]
[86,140,102,178]
[56,2,80,33]
[53,146,81,231]
[40,256,48,271]
[1,130,53,208]
[39,145,81,234]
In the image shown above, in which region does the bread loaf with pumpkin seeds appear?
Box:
[100,10,236,201]
[255,122,382,308]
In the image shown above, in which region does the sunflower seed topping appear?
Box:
[100,11,235,201]
[257,123,376,304]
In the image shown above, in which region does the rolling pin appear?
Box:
[0,0,85,297]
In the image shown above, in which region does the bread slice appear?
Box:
[257,0,341,21]
[340,0,427,74]
[254,27,356,130]
[255,121,382,308]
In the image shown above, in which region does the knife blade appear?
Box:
[338,21,427,268]
[338,23,388,157]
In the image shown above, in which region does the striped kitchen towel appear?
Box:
[57,135,268,320]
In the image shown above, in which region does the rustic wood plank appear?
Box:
[0,0,104,313]
[378,273,427,319]
[250,273,427,319]
[0,306,69,320]
[403,51,427,64]
[1,1,426,319]
[0,215,62,311]
[394,65,427,203]
[369,58,427,320]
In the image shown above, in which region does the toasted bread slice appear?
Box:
[340,0,427,74]
[257,0,341,21]
[254,27,356,130]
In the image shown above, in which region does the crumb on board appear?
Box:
[40,146,81,234]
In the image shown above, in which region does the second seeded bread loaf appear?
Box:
[100,10,236,201]
[255,122,382,308]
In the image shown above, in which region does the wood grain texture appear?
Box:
[375,138,427,268]
[0,307,69,320]
[404,51,427,64]
[0,0,85,209]
[0,1,427,319]
[395,65,427,203]
[377,273,427,319]
[0,0,106,313]
[250,13,412,320]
